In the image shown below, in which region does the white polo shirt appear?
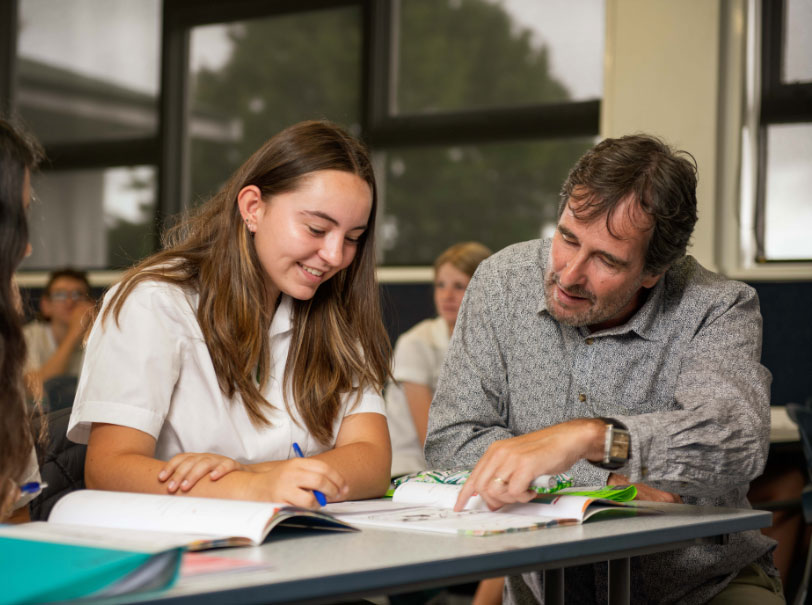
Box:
[68,281,385,462]
[385,316,450,476]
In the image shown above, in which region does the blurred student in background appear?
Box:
[386,241,492,477]
[386,241,502,605]
[0,117,44,521]
[24,268,94,404]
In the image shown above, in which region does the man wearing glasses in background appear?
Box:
[24,268,94,405]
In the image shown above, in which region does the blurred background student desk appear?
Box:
[771,405,801,445]
[106,503,769,605]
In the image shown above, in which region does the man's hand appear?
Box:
[454,418,606,511]
[607,473,682,503]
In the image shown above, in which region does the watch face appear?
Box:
[609,430,630,460]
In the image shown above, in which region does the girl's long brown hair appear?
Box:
[104,121,391,445]
[0,117,43,517]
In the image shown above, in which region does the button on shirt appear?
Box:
[68,281,385,462]
[425,239,776,605]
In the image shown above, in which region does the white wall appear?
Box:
[602,0,723,271]
[603,0,812,279]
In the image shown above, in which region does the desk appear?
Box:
[118,503,770,605]
[771,405,801,444]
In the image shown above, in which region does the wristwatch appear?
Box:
[592,417,631,470]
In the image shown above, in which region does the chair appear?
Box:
[43,375,79,412]
[29,406,87,521]
[786,399,812,605]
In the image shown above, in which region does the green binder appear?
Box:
[0,536,183,604]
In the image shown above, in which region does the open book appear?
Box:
[0,490,355,604]
[324,482,654,536]
[42,489,355,548]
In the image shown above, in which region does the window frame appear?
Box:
[4,0,601,275]
[2,0,163,263]
[755,0,812,263]
[161,0,600,237]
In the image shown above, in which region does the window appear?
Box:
[26,166,157,269]
[756,0,812,262]
[12,0,162,270]
[4,0,604,270]
[171,0,603,265]
[187,7,363,205]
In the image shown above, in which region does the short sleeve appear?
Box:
[344,388,386,417]
[392,320,446,388]
[67,282,190,444]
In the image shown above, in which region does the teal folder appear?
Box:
[1,536,183,604]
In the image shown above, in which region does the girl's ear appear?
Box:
[237,185,263,233]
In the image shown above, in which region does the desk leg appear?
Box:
[543,568,564,605]
[608,558,630,605]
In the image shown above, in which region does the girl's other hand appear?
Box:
[158,453,245,493]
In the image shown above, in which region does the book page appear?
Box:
[506,495,592,521]
[392,482,490,511]
[392,482,594,520]
[49,490,287,545]
[325,499,570,536]
[0,522,192,553]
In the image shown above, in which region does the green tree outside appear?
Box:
[188,0,594,264]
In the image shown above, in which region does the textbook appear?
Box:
[0,490,356,603]
[324,482,653,536]
[44,489,355,547]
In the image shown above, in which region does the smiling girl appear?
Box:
[67,121,392,507]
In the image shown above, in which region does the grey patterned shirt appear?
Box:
[425,238,777,604]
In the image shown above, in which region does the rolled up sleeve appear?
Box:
[619,287,771,496]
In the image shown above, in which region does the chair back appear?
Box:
[43,375,79,411]
[29,406,87,521]
[787,399,812,482]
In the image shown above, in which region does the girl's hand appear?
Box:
[248,457,349,508]
[158,453,245,493]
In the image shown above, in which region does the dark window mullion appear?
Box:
[0,0,18,111]
[761,83,812,123]
[166,0,360,28]
[365,0,393,140]
[41,138,160,171]
[369,100,600,149]
[760,0,812,124]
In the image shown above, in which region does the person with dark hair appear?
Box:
[24,267,94,397]
[0,117,44,521]
[67,120,392,506]
[426,135,783,603]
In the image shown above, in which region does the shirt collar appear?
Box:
[591,279,666,342]
[534,237,668,342]
[269,294,294,338]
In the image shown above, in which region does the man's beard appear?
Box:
[543,268,644,328]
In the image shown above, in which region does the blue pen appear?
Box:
[20,481,48,495]
[291,442,327,506]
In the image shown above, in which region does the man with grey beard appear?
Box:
[425,135,783,604]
